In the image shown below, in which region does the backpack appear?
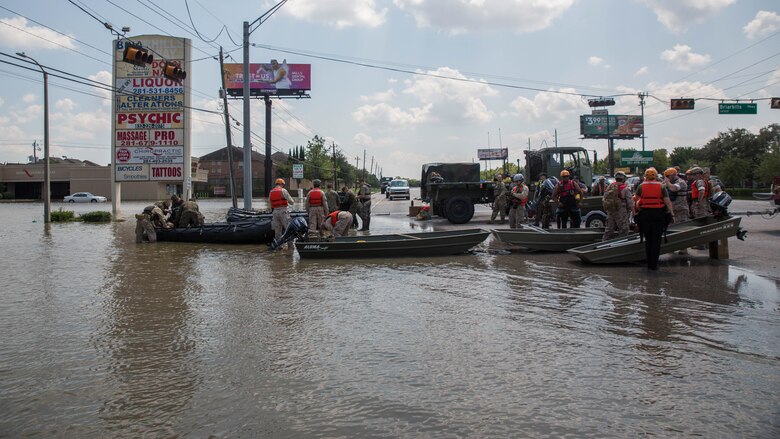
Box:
[602,182,621,212]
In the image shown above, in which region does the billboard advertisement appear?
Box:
[477,148,508,160]
[580,115,644,139]
[223,61,311,97]
[112,35,190,183]
[619,151,653,166]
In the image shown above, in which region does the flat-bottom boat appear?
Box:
[295,229,490,259]
[155,220,274,244]
[567,216,743,264]
[226,207,308,223]
[492,225,605,251]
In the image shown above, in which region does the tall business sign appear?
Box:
[112,35,191,191]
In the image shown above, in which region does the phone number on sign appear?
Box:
[118,140,180,147]
[132,87,185,95]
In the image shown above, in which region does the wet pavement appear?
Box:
[0,193,778,437]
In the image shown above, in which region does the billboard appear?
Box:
[619,151,653,166]
[477,148,508,160]
[112,35,190,183]
[223,61,311,97]
[580,115,643,139]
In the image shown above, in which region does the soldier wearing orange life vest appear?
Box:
[508,173,529,228]
[269,178,295,246]
[633,167,674,270]
[690,167,710,218]
[553,170,586,228]
[305,179,329,236]
[323,209,353,237]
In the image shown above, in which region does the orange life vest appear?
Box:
[691,179,709,200]
[308,188,324,207]
[327,210,340,225]
[618,183,627,200]
[512,185,528,206]
[637,181,665,209]
[269,187,288,209]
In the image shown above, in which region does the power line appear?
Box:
[0,17,110,66]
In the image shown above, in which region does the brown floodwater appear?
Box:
[1,199,778,438]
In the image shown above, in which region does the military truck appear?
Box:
[524,146,607,228]
[420,163,496,224]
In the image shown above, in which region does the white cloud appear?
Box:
[743,11,780,40]
[283,0,387,28]
[359,89,396,102]
[88,70,113,105]
[646,80,727,104]
[55,98,76,112]
[22,93,36,103]
[352,102,432,129]
[635,66,649,76]
[10,104,42,124]
[0,96,4,108]
[660,44,711,71]
[0,17,77,50]
[51,110,110,142]
[588,56,603,67]
[509,88,584,121]
[393,0,575,34]
[639,0,735,33]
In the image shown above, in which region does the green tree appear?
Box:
[717,156,751,187]
[652,148,670,170]
[669,146,704,169]
[755,152,780,186]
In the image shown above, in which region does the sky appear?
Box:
[0,0,779,179]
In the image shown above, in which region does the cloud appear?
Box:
[645,80,727,107]
[55,98,76,112]
[588,56,604,67]
[359,89,396,103]
[660,44,711,71]
[743,11,780,40]
[509,88,584,122]
[353,67,497,129]
[0,96,4,108]
[393,0,575,34]
[88,70,113,105]
[638,0,735,33]
[283,0,387,28]
[22,93,36,103]
[0,16,77,50]
[10,104,43,124]
[635,66,649,76]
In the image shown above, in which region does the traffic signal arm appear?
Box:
[670,98,695,110]
[163,62,186,82]
[122,44,153,66]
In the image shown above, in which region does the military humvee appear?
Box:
[420,163,496,224]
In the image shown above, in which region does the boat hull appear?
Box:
[295,229,490,259]
[155,220,273,244]
[226,207,308,223]
[492,225,604,251]
[567,216,742,264]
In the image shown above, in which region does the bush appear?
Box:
[80,211,112,222]
[51,209,76,222]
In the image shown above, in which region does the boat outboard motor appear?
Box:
[270,217,308,250]
[709,191,747,241]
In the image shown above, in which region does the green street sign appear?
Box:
[619,151,653,167]
[718,103,757,114]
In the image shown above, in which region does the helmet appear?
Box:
[644,167,658,180]
[275,178,285,185]
[560,170,570,177]
[685,169,692,175]
[663,168,677,178]
[513,173,524,182]
[690,167,703,175]
[312,179,321,187]
[615,171,626,179]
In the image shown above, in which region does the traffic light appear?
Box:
[588,98,615,107]
[771,97,780,109]
[670,98,695,110]
[122,43,153,66]
[162,61,186,82]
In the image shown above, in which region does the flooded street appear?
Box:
[1,196,779,437]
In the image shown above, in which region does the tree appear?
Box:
[717,156,751,188]
[755,152,780,186]
[652,148,670,170]
[670,146,704,169]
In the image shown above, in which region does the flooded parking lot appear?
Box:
[1,196,778,437]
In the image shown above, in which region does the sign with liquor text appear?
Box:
[112,35,191,183]
[619,151,653,166]
[580,115,644,139]
[477,148,508,160]
[718,103,757,115]
[223,62,311,97]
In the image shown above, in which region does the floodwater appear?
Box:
[1,199,779,438]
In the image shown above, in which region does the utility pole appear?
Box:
[18,53,49,223]
[554,129,558,148]
[354,156,360,186]
[369,156,374,179]
[264,95,272,197]
[219,47,238,208]
[331,142,337,189]
[638,92,647,151]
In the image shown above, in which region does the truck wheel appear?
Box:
[446,196,474,224]
[585,212,607,228]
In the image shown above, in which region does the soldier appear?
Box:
[532,173,556,229]
[591,175,607,196]
[690,167,710,218]
[142,202,172,229]
[269,178,295,247]
[323,209,353,237]
[357,178,372,231]
[634,167,674,270]
[134,213,158,243]
[602,171,633,240]
[663,168,690,223]
[325,182,340,215]
[488,174,507,224]
[178,200,204,228]
[169,194,184,226]
[508,173,529,228]
[305,179,328,236]
[553,170,585,228]
[339,186,360,229]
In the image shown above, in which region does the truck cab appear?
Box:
[421,163,496,224]
[524,146,593,184]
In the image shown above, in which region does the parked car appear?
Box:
[380,176,393,194]
[386,179,410,200]
[63,192,107,203]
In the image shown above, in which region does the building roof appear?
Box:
[199,146,265,161]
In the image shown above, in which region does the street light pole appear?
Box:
[18,52,50,223]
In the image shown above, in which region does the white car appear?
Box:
[386,179,410,200]
[63,192,107,203]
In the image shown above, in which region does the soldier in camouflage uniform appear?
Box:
[489,174,507,224]
[357,179,372,231]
